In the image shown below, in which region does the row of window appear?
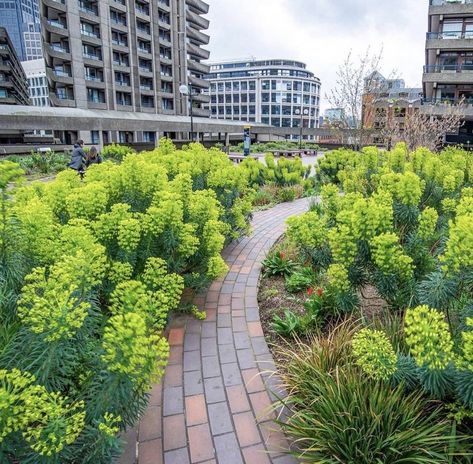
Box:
[210,94,319,105]
[90,130,157,145]
[210,80,320,94]
[211,105,318,118]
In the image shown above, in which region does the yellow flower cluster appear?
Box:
[405,306,454,370]
[441,215,473,273]
[417,207,439,241]
[101,313,169,388]
[18,266,90,342]
[98,412,121,437]
[352,329,398,381]
[326,264,350,293]
[371,233,414,280]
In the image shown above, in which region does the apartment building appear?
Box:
[0,28,30,105]
[424,0,473,142]
[22,58,49,106]
[40,0,210,135]
[205,59,321,140]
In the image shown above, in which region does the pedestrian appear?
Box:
[86,146,103,167]
[69,139,86,178]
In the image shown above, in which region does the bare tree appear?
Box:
[327,48,387,148]
[381,102,465,152]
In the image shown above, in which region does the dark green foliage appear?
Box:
[419,366,456,400]
[284,267,317,293]
[456,370,473,410]
[391,355,420,390]
[262,252,298,277]
[271,310,306,338]
[418,270,459,309]
[394,203,420,238]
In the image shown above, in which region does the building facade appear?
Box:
[22,58,49,106]
[424,0,473,142]
[0,0,42,62]
[205,59,321,140]
[40,0,210,141]
[0,28,30,105]
[362,71,422,142]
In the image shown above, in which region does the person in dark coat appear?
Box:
[85,146,103,167]
[69,140,86,175]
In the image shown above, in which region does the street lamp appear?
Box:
[179,83,194,142]
[294,108,310,149]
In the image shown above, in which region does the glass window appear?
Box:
[271,118,281,127]
[241,94,248,103]
[218,82,224,92]
[225,94,232,103]
[225,82,232,91]
[271,105,281,115]
[249,93,256,103]
[233,94,240,103]
[241,81,248,91]
[91,130,100,144]
[262,80,270,90]
[233,81,240,91]
[249,81,256,91]
[261,105,270,115]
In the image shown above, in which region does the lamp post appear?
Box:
[294,108,310,150]
[179,83,194,142]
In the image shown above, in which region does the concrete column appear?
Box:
[225,132,230,149]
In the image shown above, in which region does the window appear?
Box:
[87,88,105,103]
[91,130,100,144]
[232,81,240,91]
[143,131,156,143]
[116,91,132,105]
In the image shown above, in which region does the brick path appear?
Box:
[119,198,310,464]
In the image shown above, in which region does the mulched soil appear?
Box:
[258,272,389,366]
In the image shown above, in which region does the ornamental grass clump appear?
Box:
[275,323,461,463]
[0,141,253,462]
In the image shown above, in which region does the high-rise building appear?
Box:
[22,58,49,106]
[205,59,321,140]
[40,0,210,117]
[423,0,473,142]
[0,27,30,105]
[0,0,42,62]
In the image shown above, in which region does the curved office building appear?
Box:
[205,59,321,139]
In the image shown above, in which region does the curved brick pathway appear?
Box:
[119,198,310,464]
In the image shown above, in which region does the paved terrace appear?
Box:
[119,198,311,464]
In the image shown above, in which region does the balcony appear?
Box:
[46,43,71,59]
[137,27,152,40]
[43,0,67,12]
[138,47,152,56]
[429,0,473,14]
[186,0,209,14]
[83,52,102,62]
[426,31,473,50]
[51,92,75,107]
[189,74,210,89]
[158,0,171,11]
[47,67,73,84]
[186,26,210,45]
[79,2,99,17]
[187,42,210,60]
[43,17,68,36]
[186,9,210,30]
[188,59,210,75]
[423,64,473,84]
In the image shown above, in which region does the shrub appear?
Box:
[275,325,467,463]
[0,141,253,462]
[262,252,298,277]
[101,143,136,161]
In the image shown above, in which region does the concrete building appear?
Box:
[205,59,321,140]
[40,0,210,144]
[22,58,49,106]
[363,71,422,142]
[424,0,473,143]
[0,28,30,105]
[0,0,42,62]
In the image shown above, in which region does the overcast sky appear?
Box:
[206,0,428,110]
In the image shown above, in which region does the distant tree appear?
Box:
[381,102,465,152]
[327,48,388,148]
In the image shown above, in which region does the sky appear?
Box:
[206,0,428,111]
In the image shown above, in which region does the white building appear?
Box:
[205,59,321,140]
[21,58,49,107]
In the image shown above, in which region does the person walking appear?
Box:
[86,146,103,167]
[69,139,86,177]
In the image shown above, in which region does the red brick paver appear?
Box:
[118,199,309,464]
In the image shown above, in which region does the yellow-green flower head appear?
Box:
[98,412,121,437]
[0,369,36,442]
[352,329,398,381]
[440,215,473,273]
[18,266,90,342]
[418,207,439,241]
[326,264,350,293]
[405,306,454,370]
[22,390,85,456]
[101,313,169,388]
